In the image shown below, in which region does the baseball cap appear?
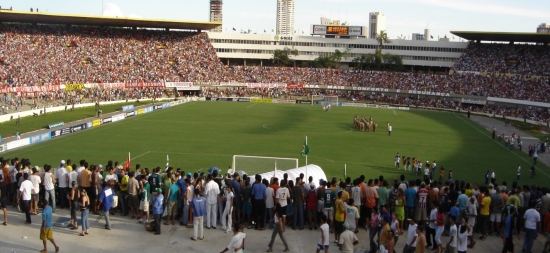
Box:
[98,164,103,170]
[157,188,163,193]
[60,160,65,164]
[489,183,494,188]
[343,222,351,231]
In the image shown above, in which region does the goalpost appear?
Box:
[232,155,299,176]
[311,95,339,105]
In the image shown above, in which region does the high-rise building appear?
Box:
[209,0,223,33]
[537,23,550,33]
[368,12,386,39]
[276,0,295,36]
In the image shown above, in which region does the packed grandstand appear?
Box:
[0,22,549,122]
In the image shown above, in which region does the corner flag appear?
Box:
[124,152,130,171]
[301,140,309,156]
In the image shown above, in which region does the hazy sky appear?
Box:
[3,0,548,40]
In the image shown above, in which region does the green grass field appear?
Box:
[2,101,548,186]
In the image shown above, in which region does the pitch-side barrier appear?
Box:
[0,97,204,152]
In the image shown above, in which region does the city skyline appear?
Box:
[1,0,548,40]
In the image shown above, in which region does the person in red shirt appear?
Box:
[306,183,318,230]
[363,179,379,229]
[544,208,550,253]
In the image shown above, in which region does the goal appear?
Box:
[311,95,338,105]
[232,155,299,176]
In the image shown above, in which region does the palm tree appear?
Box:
[375,30,391,70]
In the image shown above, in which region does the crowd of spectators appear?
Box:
[0,24,223,85]
[453,43,550,77]
[1,24,550,116]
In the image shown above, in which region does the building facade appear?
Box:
[537,23,550,33]
[209,0,223,33]
[368,12,386,39]
[276,0,295,36]
[208,32,468,69]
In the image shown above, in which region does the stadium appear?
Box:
[0,5,549,253]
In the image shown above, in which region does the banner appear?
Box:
[112,114,125,122]
[144,107,154,113]
[124,82,165,88]
[263,98,273,103]
[125,111,136,117]
[70,123,87,133]
[6,138,30,150]
[295,100,312,104]
[235,98,250,102]
[102,117,113,124]
[219,82,246,87]
[92,83,126,89]
[165,82,193,88]
[30,132,51,144]
[286,84,304,89]
[162,102,171,109]
[273,99,296,104]
[461,98,486,105]
[137,109,144,115]
[154,105,163,110]
[246,83,286,89]
[92,119,101,127]
[48,121,64,129]
[250,98,262,103]
[0,85,62,93]
[122,105,135,112]
[65,84,84,91]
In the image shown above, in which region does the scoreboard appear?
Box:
[311,25,366,36]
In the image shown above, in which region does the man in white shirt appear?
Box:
[43,165,56,212]
[457,218,471,253]
[265,182,275,229]
[29,167,41,216]
[220,224,246,253]
[18,173,33,224]
[344,199,360,233]
[338,222,359,253]
[76,160,85,186]
[523,202,541,253]
[204,174,220,229]
[68,168,78,189]
[276,179,290,226]
[56,160,69,209]
[404,218,418,253]
[447,217,458,253]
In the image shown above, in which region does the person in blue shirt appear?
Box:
[449,201,460,222]
[153,188,164,235]
[191,188,207,241]
[97,179,115,230]
[404,181,416,229]
[251,174,267,230]
[501,207,519,253]
[40,200,59,253]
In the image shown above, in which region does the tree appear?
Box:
[381,53,404,71]
[271,47,298,66]
[375,30,391,70]
[352,54,376,70]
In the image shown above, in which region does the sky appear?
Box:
[2,0,549,40]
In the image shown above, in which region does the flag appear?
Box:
[166,155,169,170]
[264,29,266,33]
[430,35,433,39]
[272,29,274,32]
[124,152,130,171]
[301,140,309,156]
[232,27,236,31]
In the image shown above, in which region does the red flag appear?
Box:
[124,152,130,171]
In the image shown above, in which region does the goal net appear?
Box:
[312,95,338,105]
[231,155,299,176]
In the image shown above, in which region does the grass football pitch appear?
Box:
[2,101,548,186]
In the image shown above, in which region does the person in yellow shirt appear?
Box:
[334,191,346,244]
[120,172,129,216]
[66,159,73,173]
[479,188,491,241]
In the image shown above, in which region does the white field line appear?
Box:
[453,113,550,179]
[132,151,151,160]
[246,103,257,108]
[393,110,396,115]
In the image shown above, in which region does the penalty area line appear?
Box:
[393,110,396,115]
[246,103,257,108]
[452,113,550,179]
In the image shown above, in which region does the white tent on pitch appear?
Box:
[259,164,327,185]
